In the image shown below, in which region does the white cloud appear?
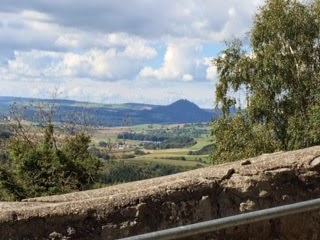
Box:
[0,10,159,57]
[54,33,83,49]
[0,0,263,53]
[55,48,154,79]
[0,0,262,41]
[139,41,206,81]
[182,74,193,82]
[0,0,264,107]
[0,10,61,52]
[123,43,157,60]
[20,10,52,22]
[1,43,157,81]
[204,58,218,81]
[5,50,60,78]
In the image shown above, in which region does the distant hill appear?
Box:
[149,99,215,124]
[0,96,219,126]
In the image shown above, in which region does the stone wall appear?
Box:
[1,146,320,239]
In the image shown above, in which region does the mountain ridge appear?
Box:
[0,96,217,126]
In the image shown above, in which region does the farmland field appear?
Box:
[92,123,212,167]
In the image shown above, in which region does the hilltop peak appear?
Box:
[171,99,191,103]
[168,99,200,109]
[152,99,212,124]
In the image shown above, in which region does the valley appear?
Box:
[0,97,214,197]
[87,122,212,186]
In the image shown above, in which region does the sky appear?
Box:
[0,0,263,108]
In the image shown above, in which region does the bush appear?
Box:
[119,153,135,159]
[9,124,101,197]
[99,141,108,147]
[187,150,194,155]
[134,148,145,156]
[90,146,110,160]
[0,165,26,201]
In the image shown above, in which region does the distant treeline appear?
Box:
[118,130,198,149]
[118,132,168,142]
[143,136,197,150]
[118,125,208,141]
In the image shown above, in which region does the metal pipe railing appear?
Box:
[118,198,320,240]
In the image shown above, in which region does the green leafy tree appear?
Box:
[0,165,26,201]
[1,96,101,200]
[9,124,101,198]
[212,113,280,164]
[212,0,320,163]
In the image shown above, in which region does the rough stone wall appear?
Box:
[1,146,320,240]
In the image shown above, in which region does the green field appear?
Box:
[92,123,213,166]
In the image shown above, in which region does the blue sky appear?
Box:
[0,0,263,108]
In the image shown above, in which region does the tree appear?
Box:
[0,165,26,201]
[1,97,101,200]
[212,0,320,163]
[9,125,101,198]
[99,141,108,147]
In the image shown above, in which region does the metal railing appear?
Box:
[118,198,320,240]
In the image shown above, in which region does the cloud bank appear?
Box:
[0,0,263,108]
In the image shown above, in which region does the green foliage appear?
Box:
[0,165,25,201]
[89,146,110,160]
[212,0,320,164]
[9,124,101,198]
[188,143,215,155]
[133,148,146,156]
[119,125,208,141]
[115,153,136,159]
[101,162,142,184]
[118,132,168,142]
[0,97,103,200]
[97,161,196,185]
[287,104,320,149]
[157,156,187,161]
[212,114,280,164]
[119,124,207,150]
[143,136,197,150]
[98,141,108,147]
